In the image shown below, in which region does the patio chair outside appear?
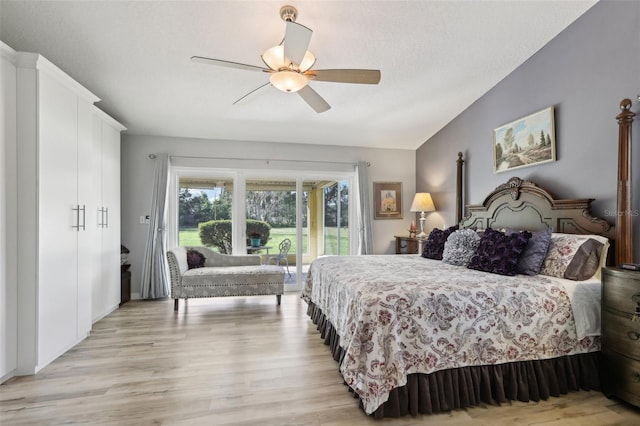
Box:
[267,238,292,277]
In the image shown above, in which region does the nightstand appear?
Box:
[394,236,420,254]
[121,269,131,305]
[601,266,640,407]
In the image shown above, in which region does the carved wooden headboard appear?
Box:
[459,177,614,242]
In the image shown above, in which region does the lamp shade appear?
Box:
[262,45,285,70]
[410,193,436,213]
[270,71,308,92]
[262,45,316,72]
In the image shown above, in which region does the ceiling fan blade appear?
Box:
[191,56,269,73]
[306,69,381,84]
[284,21,312,66]
[298,85,330,113]
[233,82,271,105]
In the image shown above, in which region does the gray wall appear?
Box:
[416,1,640,262]
[121,135,415,297]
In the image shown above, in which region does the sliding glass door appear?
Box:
[169,168,356,292]
[245,178,298,287]
[323,180,349,256]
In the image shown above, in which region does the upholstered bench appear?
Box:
[167,246,285,311]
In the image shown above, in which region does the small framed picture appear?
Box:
[493,106,556,173]
[373,182,403,220]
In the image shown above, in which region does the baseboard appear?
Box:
[1,370,15,384]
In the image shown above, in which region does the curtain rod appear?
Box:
[148,153,370,167]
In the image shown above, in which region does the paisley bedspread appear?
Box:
[301,255,600,414]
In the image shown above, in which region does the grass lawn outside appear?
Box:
[178,227,203,247]
[178,226,348,254]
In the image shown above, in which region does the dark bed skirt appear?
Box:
[306,302,601,419]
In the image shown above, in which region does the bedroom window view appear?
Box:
[178,178,232,251]
[245,179,305,287]
[244,178,351,288]
[176,176,351,288]
[323,180,349,256]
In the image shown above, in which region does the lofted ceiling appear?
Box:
[0,0,597,150]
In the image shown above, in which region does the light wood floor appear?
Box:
[2,294,639,425]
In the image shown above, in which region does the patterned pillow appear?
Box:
[441,229,481,266]
[422,225,458,260]
[539,234,606,281]
[186,249,206,269]
[468,228,532,276]
[507,227,552,275]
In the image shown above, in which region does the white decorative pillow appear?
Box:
[539,233,609,281]
[442,229,481,266]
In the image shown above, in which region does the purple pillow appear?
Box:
[422,225,458,260]
[468,228,532,276]
[507,227,552,275]
[186,249,206,269]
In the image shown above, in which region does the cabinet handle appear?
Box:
[632,372,640,383]
[632,294,640,303]
[628,331,640,341]
[633,303,640,323]
[80,205,86,230]
[98,206,109,228]
[72,205,80,231]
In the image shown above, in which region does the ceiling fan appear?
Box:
[191,5,381,113]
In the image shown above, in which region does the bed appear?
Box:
[301,99,635,419]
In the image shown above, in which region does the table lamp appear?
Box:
[410,193,436,239]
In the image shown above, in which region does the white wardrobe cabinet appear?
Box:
[15,53,124,375]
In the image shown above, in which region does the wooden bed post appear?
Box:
[616,99,635,265]
[456,152,464,223]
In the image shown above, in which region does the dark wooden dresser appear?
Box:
[601,266,640,407]
[394,236,419,254]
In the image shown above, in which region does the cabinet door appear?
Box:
[102,122,121,311]
[76,99,94,336]
[1,41,18,379]
[91,116,104,321]
[91,117,122,321]
[37,71,79,366]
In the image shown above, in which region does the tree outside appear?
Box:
[179,187,231,227]
[179,181,349,256]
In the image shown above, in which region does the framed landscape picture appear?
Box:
[493,106,556,173]
[373,182,403,219]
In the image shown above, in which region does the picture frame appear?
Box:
[373,182,403,220]
[493,106,556,173]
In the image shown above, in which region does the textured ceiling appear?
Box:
[0,0,597,149]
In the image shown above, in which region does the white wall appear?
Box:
[1,41,18,382]
[121,135,415,297]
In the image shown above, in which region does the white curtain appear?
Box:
[356,161,374,254]
[140,153,170,299]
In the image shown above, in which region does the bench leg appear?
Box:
[276,294,281,305]
[174,299,179,311]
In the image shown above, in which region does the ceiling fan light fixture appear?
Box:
[262,45,285,70]
[270,70,308,92]
[262,45,315,72]
[298,51,316,72]
[191,4,380,112]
